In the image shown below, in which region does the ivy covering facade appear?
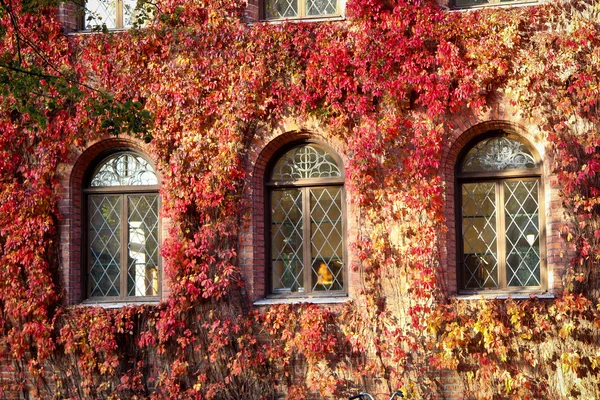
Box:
[1,0,600,398]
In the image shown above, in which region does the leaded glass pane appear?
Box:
[265,0,298,19]
[307,0,337,15]
[84,0,117,30]
[504,180,541,287]
[461,137,537,172]
[310,188,344,291]
[91,152,157,187]
[271,145,341,181]
[127,195,159,297]
[271,189,304,293]
[89,195,121,297]
[123,0,137,28]
[123,0,153,28]
[462,183,498,289]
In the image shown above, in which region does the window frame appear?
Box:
[450,0,537,10]
[83,149,161,303]
[264,140,347,298]
[455,132,547,294]
[261,0,344,21]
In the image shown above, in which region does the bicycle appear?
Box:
[349,390,404,400]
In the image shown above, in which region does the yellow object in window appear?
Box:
[317,262,334,286]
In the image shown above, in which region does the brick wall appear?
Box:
[57,1,79,33]
[245,0,260,23]
[236,95,574,304]
[50,5,576,399]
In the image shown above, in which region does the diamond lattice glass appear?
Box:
[504,180,540,287]
[89,195,122,297]
[310,188,344,291]
[84,0,117,30]
[123,0,136,27]
[265,0,298,19]
[462,183,498,289]
[271,189,304,293]
[127,195,159,296]
[307,0,337,15]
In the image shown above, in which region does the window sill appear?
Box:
[454,292,555,301]
[448,1,539,11]
[78,300,159,309]
[253,296,351,306]
[68,28,130,36]
[258,15,345,24]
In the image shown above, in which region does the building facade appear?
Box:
[2,0,599,398]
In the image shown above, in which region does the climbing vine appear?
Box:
[1,0,600,398]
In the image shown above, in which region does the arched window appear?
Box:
[85,151,160,301]
[457,133,545,293]
[267,143,346,296]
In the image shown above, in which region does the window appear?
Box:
[263,0,341,20]
[83,0,139,30]
[267,143,346,296]
[457,133,545,293]
[451,0,537,9]
[85,151,160,301]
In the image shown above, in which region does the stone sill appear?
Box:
[448,1,539,12]
[68,28,129,36]
[78,301,159,309]
[256,15,346,25]
[254,296,351,306]
[454,292,555,301]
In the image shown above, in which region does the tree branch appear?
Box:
[0,0,103,94]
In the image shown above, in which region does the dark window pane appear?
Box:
[455,0,492,6]
[310,188,344,291]
[127,195,160,296]
[462,183,498,289]
[89,195,121,297]
[265,0,298,19]
[306,0,337,15]
[504,180,540,287]
[271,189,304,293]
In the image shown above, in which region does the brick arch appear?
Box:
[58,137,157,305]
[439,120,564,296]
[442,120,543,174]
[240,128,352,301]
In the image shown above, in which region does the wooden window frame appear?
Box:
[83,150,161,303]
[455,133,546,294]
[261,0,343,21]
[265,141,347,298]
